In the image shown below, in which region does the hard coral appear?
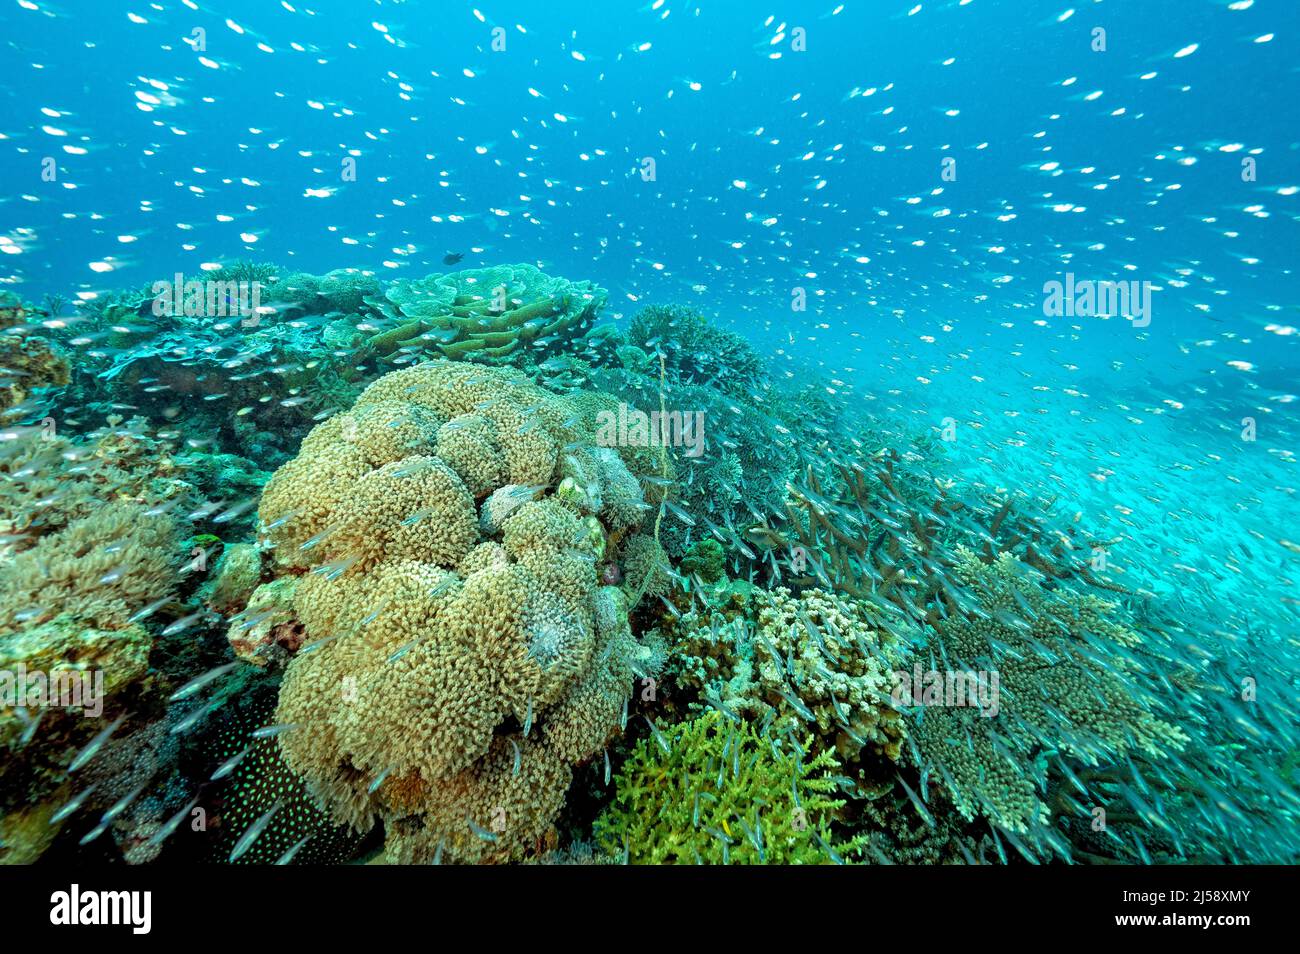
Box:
[0,329,70,415]
[367,263,606,362]
[672,587,912,766]
[627,304,768,399]
[259,360,660,862]
[911,549,1190,834]
[594,711,861,864]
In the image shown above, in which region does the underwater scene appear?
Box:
[0,0,1297,876]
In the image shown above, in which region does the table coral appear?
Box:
[910,549,1190,835]
[258,360,662,862]
[366,263,606,362]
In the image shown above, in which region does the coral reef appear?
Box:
[0,311,70,417]
[626,304,768,400]
[671,587,912,767]
[4,265,1289,870]
[910,549,1189,835]
[51,266,388,468]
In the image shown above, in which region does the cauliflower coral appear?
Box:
[258,360,660,862]
[672,587,912,766]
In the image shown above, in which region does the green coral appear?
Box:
[367,263,606,362]
[627,304,767,399]
[207,696,369,865]
[679,538,725,584]
[594,711,861,864]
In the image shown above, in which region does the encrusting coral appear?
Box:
[258,360,664,862]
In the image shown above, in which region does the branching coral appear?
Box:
[593,711,861,864]
[259,360,662,862]
[626,304,768,399]
[583,366,797,558]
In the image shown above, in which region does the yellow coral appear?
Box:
[0,501,181,632]
[262,360,658,862]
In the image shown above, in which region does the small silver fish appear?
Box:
[169,662,239,702]
[145,797,200,848]
[229,798,284,862]
[50,785,97,824]
[250,723,299,740]
[276,834,313,865]
[643,716,672,755]
[69,714,126,772]
[210,745,251,781]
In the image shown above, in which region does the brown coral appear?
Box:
[261,360,659,862]
[910,549,1189,833]
[672,586,911,765]
[0,501,183,632]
